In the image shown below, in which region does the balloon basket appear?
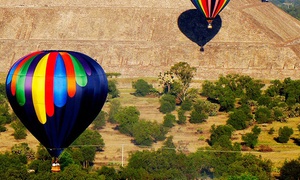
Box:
[51,158,61,172]
[208,24,213,29]
[51,164,61,172]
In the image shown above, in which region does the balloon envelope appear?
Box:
[191,0,230,28]
[6,50,108,157]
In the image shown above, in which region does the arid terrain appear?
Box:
[0,0,300,80]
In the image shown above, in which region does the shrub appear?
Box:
[132,79,153,97]
[268,127,275,135]
[277,126,293,143]
[92,111,107,130]
[242,133,258,149]
[258,145,273,152]
[177,109,186,125]
[189,111,208,124]
[255,106,272,124]
[160,101,175,114]
[163,114,176,128]
[227,109,248,130]
[108,80,120,98]
[180,99,192,111]
[159,94,176,114]
[280,159,300,180]
[209,124,234,146]
[11,120,27,139]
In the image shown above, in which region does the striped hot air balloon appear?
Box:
[6,50,108,159]
[191,0,230,28]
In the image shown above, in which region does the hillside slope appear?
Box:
[0,0,299,80]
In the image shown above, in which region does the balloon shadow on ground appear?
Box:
[178,9,222,52]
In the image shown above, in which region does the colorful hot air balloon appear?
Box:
[6,50,108,162]
[191,0,230,28]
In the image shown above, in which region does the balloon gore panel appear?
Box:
[6,50,108,157]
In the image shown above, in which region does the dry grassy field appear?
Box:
[1,76,300,171]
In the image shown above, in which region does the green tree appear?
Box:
[11,119,27,139]
[97,166,119,180]
[201,80,216,98]
[159,94,176,114]
[125,150,192,179]
[0,116,7,132]
[108,99,121,124]
[72,129,105,151]
[242,126,261,149]
[228,173,259,180]
[163,113,176,128]
[255,106,272,124]
[149,121,168,142]
[227,109,249,130]
[180,99,193,111]
[92,111,107,130]
[163,136,176,151]
[189,100,211,123]
[115,106,140,136]
[265,79,283,97]
[210,124,235,146]
[244,80,264,101]
[0,153,29,179]
[177,109,186,125]
[280,159,300,180]
[132,120,154,146]
[132,79,153,97]
[227,154,272,179]
[170,62,196,102]
[71,128,101,169]
[189,110,208,124]
[242,133,258,149]
[59,150,75,170]
[219,88,236,112]
[278,126,294,143]
[108,80,120,99]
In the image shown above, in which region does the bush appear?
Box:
[92,111,107,130]
[0,125,6,132]
[189,111,208,124]
[115,106,140,136]
[280,159,300,180]
[132,79,152,97]
[242,133,258,149]
[227,109,248,130]
[108,80,120,99]
[255,106,272,124]
[277,126,293,143]
[159,94,176,114]
[133,121,167,146]
[177,109,186,125]
[159,101,173,114]
[268,127,275,135]
[180,99,192,111]
[11,120,27,139]
[258,145,273,152]
[242,125,261,149]
[163,114,176,128]
[108,99,121,124]
[209,124,235,146]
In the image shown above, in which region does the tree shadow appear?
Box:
[177,9,222,52]
[291,137,300,146]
